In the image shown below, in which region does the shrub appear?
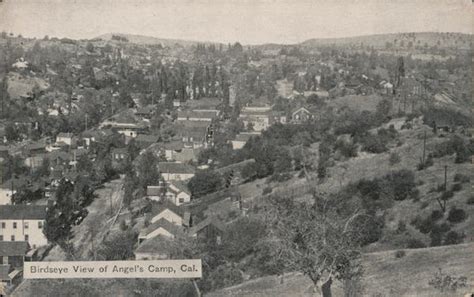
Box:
[406,238,426,249]
[443,230,464,245]
[453,173,470,183]
[447,207,467,223]
[396,220,407,233]
[262,187,273,195]
[394,250,406,258]
[467,195,474,205]
[430,223,451,246]
[431,210,443,221]
[451,183,462,192]
[440,190,454,201]
[428,268,467,293]
[389,152,401,165]
[119,220,128,231]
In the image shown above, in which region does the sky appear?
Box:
[0,0,472,45]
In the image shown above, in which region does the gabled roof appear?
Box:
[57,132,74,138]
[149,200,184,217]
[168,180,191,195]
[189,216,226,236]
[177,110,217,120]
[140,218,183,237]
[146,186,163,197]
[159,162,195,174]
[0,241,29,257]
[136,134,159,143]
[160,140,184,151]
[291,106,312,116]
[0,205,47,220]
[135,235,175,254]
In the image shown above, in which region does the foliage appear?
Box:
[443,230,464,245]
[137,151,160,190]
[389,152,401,165]
[428,268,467,293]
[447,207,467,223]
[394,250,406,258]
[95,230,138,260]
[188,170,223,198]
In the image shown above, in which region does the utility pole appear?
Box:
[422,130,426,165]
[444,165,448,191]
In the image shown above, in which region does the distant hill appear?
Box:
[300,32,472,50]
[96,33,220,47]
[208,242,474,297]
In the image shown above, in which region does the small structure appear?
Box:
[159,162,195,181]
[138,218,183,243]
[231,132,260,150]
[291,107,314,124]
[55,132,75,146]
[0,205,48,248]
[164,181,191,206]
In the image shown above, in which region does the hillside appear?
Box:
[208,242,474,297]
[96,33,219,47]
[300,32,472,50]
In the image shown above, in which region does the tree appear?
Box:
[264,172,365,297]
[137,151,160,190]
[188,170,223,198]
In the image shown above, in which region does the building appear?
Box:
[189,216,225,244]
[134,235,175,260]
[0,264,22,288]
[111,148,128,162]
[239,109,272,132]
[158,162,195,181]
[146,185,164,201]
[164,181,191,206]
[0,205,48,248]
[135,134,159,149]
[0,241,29,268]
[138,218,183,243]
[291,107,314,124]
[231,132,260,150]
[55,133,75,146]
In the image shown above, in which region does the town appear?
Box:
[0,28,472,297]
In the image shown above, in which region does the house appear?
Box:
[231,132,260,150]
[146,202,190,226]
[146,185,164,201]
[0,241,29,268]
[111,148,128,162]
[0,205,48,248]
[0,264,22,288]
[159,162,195,181]
[55,133,75,146]
[271,111,287,125]
[135,106,154,119]
[164,181,191,206]
[291,107,314,124]
[135,134,159,149]
[0,178,32,205]
[24,142,47,156]
[159,141,184,161]
[135,235,175,260]
[175,121,213,149]
[189,216,226,244]
[239,108,272,132]
[173,99,182,107]
[138,218,183,243]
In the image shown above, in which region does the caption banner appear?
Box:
[24,259,202,279]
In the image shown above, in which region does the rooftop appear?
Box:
[0,205,47,220]
[0,241,29,257]
[159,162,195,174]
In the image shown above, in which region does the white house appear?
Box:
[55,133,75,146]
[0,187,13,205]
[164,181,191,206]
[159,162,195,181]
[231,132,261,150]
[150,208,183,225]
[138,218,181,243]
[0,205,48,249]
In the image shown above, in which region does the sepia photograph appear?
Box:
[0,0,473,296]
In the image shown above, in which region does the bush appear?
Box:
[431,210,443,221]
[394,250,406,258]
[262,187,273,195]
[430,223,451,246]
[389,152,401,165]
[466,195,474,205]
[443,230,464,245]
[406,238,426,249]
[453,173,470,183]
[447,207,467,223]
[451,183,462,192]
[428,268,468,293]
[440,190,454,201]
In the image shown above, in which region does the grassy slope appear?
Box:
[208,242,474,297]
